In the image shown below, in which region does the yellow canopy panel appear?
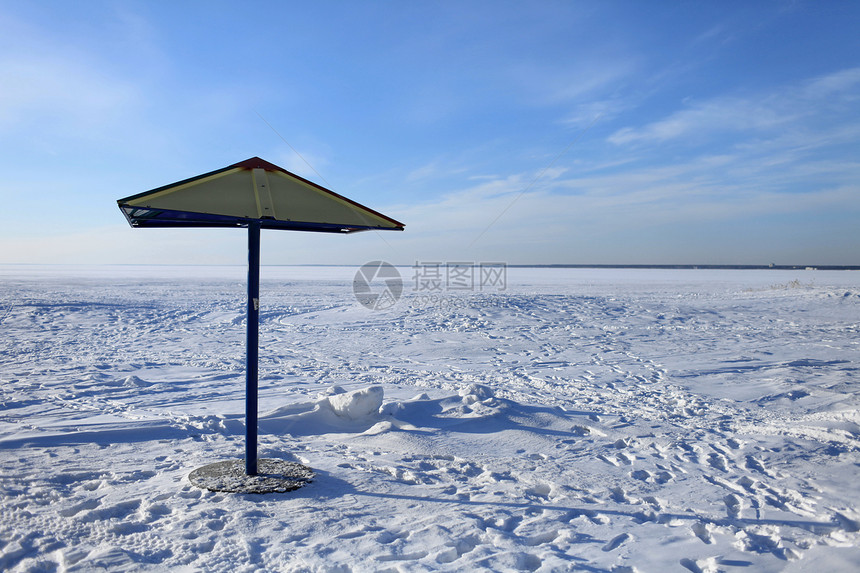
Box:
[117,157,404,233]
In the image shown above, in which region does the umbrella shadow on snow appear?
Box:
[255,467,848,542]
[348,489,846,536]
[0,420,195,449]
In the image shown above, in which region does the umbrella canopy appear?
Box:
[118,156,404,233]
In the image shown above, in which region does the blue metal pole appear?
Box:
[246,221,261,475]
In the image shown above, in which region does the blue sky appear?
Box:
[1,1,858,266]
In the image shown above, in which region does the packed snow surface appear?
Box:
[2,265,860,572]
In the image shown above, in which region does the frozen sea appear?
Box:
[1,265,859,572]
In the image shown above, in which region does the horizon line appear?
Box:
[2,263,859,271]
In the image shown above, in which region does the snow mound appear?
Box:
[101,375,152,388]
[326,386,384,420]
[122,375,152,388]
[260,383,577,443]
[458,383,494,402]
[259,385,387,435]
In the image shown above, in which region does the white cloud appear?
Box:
[405,160,469,183]
[507,59,634,109]
[608,97,791,145]
[561,98,630,129]
[802,66,860,99]
[608,67,860,147]
[372,144,860,263]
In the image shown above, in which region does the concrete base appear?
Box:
[188,459,313,494]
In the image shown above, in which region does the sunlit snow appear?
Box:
[2,265,859,571]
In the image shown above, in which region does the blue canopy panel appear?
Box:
[120,206,379,233]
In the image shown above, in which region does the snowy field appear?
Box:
[2,264,860,572]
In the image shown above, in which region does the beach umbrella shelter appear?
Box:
[118,157,404,480]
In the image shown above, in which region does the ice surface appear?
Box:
[1,265,860,571]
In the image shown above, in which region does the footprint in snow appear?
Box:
[643,496,663,510]
[745,455,768,475]
[597,454,619,467]
[435,534,481,563]
[631,469,651,482]
[724,494,743,519]
[376,530,409,544]
[707,453,729,472]
[692,522,714,544]
[493,514,523,532]
[78,499,142,523]
[514,552,543,571]
[58,499,100,518]
[525,483,552,498]
[602,532,631,552]
[680,556,719,573]
[524,529,559,547]
[609,487,630,503]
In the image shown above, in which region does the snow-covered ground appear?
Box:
[2,265,859,572]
